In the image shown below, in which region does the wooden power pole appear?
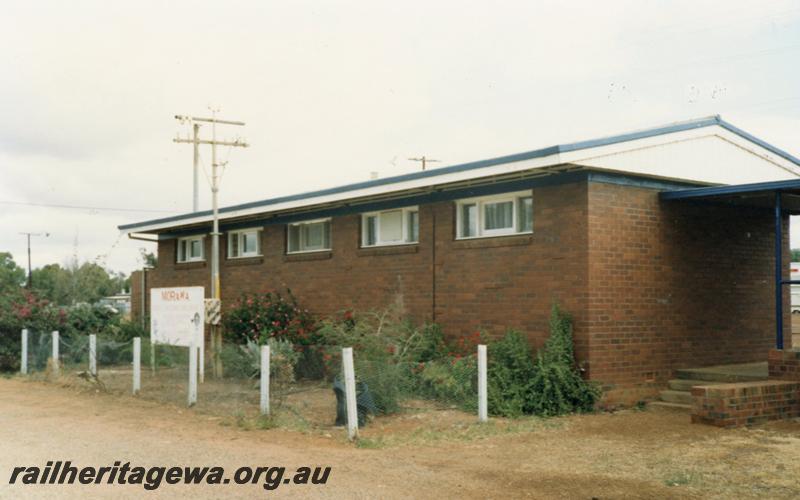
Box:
[19,232,49,288]
[174,111,249,378]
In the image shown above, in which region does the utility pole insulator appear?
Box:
[409,156,441,171]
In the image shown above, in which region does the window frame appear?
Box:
[177,235,205,263]
[455,191,533,240]
[360,206,420,248]
[227,228,263,259]
[286,218,332,254]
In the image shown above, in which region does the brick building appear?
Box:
[120,116,800,403]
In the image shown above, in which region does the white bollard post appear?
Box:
[260,344,270,416]
[51,331,59,377]
[199,332,205,384]
[150,341,156,374]
[132,337,141,395]
[188,342,198,407]
[20,329,28,375]
[342,347,358,440]
[89,334,97,377]
[478,344,488,423]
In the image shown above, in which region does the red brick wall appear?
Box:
[144,181,589,354]
[691,380,800,427]
[432,181,588,353]
[769,349,800,381]
[586,182,788,402]
[129,270,149,326]
[137,177,785,404]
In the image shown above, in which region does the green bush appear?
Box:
[526,304,600,416]
[111,320,147,343]
[151,343,186,368]
[315,310,431,414]
[415,356,477,412]
[481,305,600,418]
[311,307,595,418]
[220,338,299,390]
[294,345,327,380]
[222,290,318,345]
[487,330,537,417]
[61,303,121,338]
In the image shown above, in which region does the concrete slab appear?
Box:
[675,362,768,382]
[659,389,694,405]
[647,401,691,411]
[668,379,711,391]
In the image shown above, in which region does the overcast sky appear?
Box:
[1,0,799,276]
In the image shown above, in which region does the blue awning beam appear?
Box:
[664,180,798,350]
[775,191,784,350]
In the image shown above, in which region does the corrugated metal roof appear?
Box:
[120,115,800,233]
[661,178,800,200]
[661,178,800,214]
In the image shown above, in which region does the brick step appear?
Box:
[668,379,711,391]
[659,389,694,405]
[647,401,691,411]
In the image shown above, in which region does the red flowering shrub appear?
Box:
[222,289,318,346]
[447,330,484,358]
[0,289,64,371]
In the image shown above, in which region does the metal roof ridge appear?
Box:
[121,115,793,232]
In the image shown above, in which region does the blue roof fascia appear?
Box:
[159,170,701,239]
[158,171,590,239]
[660,178,800,201]
[557,116,720,153]
[122,116,799,233]
[716,118,800,167]
[118,145,561,232]
[587,171,700,191]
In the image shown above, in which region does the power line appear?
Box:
[0,200,178,214]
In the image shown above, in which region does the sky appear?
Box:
[1,0,799,276]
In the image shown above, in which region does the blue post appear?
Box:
[776,191,784,350]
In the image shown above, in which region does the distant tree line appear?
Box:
[0,252,129,306]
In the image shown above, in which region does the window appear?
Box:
[228,228,262,258]
[518,196,533,233]
[287,219,331,253]
[361,207,419,247]
[456,191,533,239]
[177,236,205,262]
[483,200,513,234]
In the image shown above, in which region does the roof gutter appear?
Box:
[127,233,160,243]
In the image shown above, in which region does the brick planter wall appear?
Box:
[768,348,800,381]
[691,381,800,427]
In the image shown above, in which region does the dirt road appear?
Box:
[1,377,800,499]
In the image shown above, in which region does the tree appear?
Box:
[31,261,126,305]
[31,264,71,305]
[792,249,800,262]
[139,248,157,267]
[0,252,25,294]
[74,262,122,304]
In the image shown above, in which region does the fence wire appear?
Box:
[22,330,53,374]
[17,332,485,440]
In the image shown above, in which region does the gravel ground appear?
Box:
[1,377,800,499]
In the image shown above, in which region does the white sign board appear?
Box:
[150,287,205,347]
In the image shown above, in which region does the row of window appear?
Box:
[176,191,534,263]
